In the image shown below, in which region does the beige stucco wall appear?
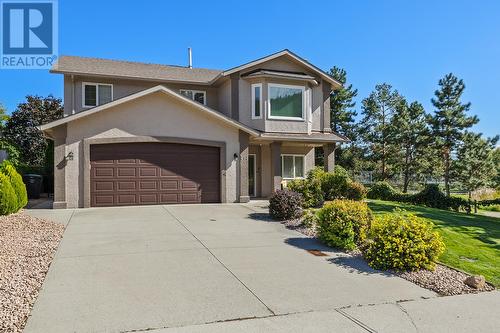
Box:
[63,91,240,208]
[64,75,219,116]
[62,54,331,134]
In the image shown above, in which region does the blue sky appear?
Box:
[1,0,499,138]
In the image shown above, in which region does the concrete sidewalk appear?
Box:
[152,291,500,332]
[24,202,498,333]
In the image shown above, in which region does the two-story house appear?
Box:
[40,49,347,208]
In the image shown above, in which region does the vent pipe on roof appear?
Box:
[188,47,192,68]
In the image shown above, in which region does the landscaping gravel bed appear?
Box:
[396,264,495,296]
[0,212,64,333]
[280,217,495,297]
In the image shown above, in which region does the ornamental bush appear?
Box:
[321,166,351,200]
[287,173,324,208]
[317,200,373,250]
[345,181,367,200]
[0,172,17,215]
[1,161,28,211]
[367,181,398,200]
[269,189,304,220]
[363,210,445,271]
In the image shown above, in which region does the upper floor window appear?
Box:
[268,83,304,120]
[83,83,113,108]
[251,83,262,119]
[180,89,206,105]
[281,154,305,179]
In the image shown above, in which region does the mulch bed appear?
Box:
[0,212,64,333]
[279,217,495,296]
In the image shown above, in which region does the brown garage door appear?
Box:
[90,143,220,207]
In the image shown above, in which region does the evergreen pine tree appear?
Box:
[429,73,478,196]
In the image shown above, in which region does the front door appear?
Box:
[248,154,256,197]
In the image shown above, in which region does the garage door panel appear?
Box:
[90,143,220,207]
[139,181,158,190]
[139,193,157,204]
[139,167,158,177]
[160,180,179,190]
[160,193,179,204]
[94,181,114,192]
[180,193,199,203]
[117,181,136,191]
[93,194,114,206]
[117,194,137,205]
[94,167,114,178]
[117,168,136,177]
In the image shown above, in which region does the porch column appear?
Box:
[271,141,282,192]
[52,125,67,209]
[238,130,250,203]
[323,142,336,172]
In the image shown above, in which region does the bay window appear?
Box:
[268,83,305,120]
[251,83,262,119]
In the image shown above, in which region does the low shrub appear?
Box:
[302,208,319,229]
[269,189,304,220]
[345,181,367,200]
[363,210,445,271]
[322,166,351,200]
[1,161,28,211]
[0,172,18,215]
[367,181,398,200]
[317,200,373,250]
[287,177,323,208]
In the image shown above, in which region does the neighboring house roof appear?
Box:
[222,49,342,89]
[39,85,260,137]
[51,56,223,85]
[51,49,342,89]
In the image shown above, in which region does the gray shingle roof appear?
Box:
[51,56,222,84]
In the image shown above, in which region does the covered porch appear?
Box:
[237,131,346,202]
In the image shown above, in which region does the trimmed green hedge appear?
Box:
[367,182,471,212]
[0,172,18,215]
[1,161,28,211]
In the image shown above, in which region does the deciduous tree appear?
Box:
[3,95,63,166]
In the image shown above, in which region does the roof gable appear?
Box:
[222,50,341,89]
[40,85,259,136]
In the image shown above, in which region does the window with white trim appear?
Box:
[268,83,305,120]
[83,83,113,107]
[281,155,305,179]
[251,83,262,119]
[180,89,206,105]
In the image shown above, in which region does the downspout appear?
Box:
[71,74,75,115]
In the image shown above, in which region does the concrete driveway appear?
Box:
[24,202,499,332]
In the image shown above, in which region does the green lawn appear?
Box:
[367,200,500,287]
